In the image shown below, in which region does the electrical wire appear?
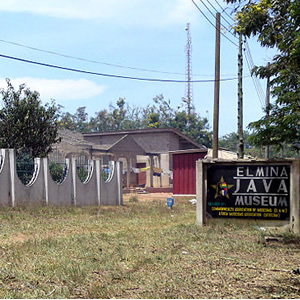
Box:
[191,0,239,47]
[198,0,216,19]
[0,53,247,83]
[204,0,237,34]
[206,0,266,108]
[0,38,236,78]
[244,52,265,109]
[213,0,236,22]
[245,41,266,102]
[0,39,190,76]
[243,42,266,109]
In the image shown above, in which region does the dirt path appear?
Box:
[123,192,174,202]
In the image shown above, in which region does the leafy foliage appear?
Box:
[16,150,35,185]
[49,161,66,184]
[226,0,300,151]
[0,79,60,158]
[59,94,212,147]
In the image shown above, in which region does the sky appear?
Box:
[0,0,277,137]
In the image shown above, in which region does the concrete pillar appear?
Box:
[43,158,49,206]
[160,153,170,188]
[149,155,154,187]
[126,157,130,188]
[71,157,77,206]
[290,160,300,233]
[8,149,16,207]
[95,159,101,206]
[130,156,138,186]
[116,161,122,205]
[196,159,206,225]
[158,154,162,188]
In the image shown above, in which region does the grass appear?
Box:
[0,198,299,298]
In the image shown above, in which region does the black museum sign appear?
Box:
[207,164,290,220]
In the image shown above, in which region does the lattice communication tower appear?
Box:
[185,23,194,116]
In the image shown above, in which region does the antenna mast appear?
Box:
[185,23,193,117]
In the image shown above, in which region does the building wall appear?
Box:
[84,131,199,154]
[82,130,203,189]
[133,132,179,152]
[84,134,124,146]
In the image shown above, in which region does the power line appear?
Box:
[191,0,239,47]
[204,0,236,32]
[198,0,216,19]
[243,42,265,109]
[0,38,235,78]
[213,0,235,22]
[245,40,266,102]
[0,53,247,83]
[205,0,265,109]
[0,39,189,76]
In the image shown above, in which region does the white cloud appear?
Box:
[0,0,199,26]
[166,0,198,25]
[0,77,105,101]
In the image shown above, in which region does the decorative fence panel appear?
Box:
[0,149,123,207]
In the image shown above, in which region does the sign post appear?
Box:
[196,160,299,229]
[206,164,290,220]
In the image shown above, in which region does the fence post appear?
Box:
[196,159,206,225]
[43,158,49,206]
[290,160,300,233]
[8,149,16,207]
[116,161,122,205]
[71,156,77,206]
[95,159,101,206]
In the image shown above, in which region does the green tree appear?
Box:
[219,131,254,152]
[60,94,212,146]
[226,0,300,153]
[74,106,89,132]
[59,107,89,132]
[110,98,127,130]
[169,111,212,147]
[0,79,60,158]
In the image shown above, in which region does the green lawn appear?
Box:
[0,198,299,298]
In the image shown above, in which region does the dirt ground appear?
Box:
[123,192,172,202]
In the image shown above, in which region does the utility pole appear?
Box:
[265,63,270,159]
[237,33,244,159]
[213,12,221,159]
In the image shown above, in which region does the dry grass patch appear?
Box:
[0,198,299,298]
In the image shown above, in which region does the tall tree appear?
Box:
[110,98,127,130]
[0,79,60,157]
[59,95,213,146]
[169,111,212,147]
[226,0,300,151]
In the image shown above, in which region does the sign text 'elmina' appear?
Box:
[206,164,290,220]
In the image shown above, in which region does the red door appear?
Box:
[172,152,206,195]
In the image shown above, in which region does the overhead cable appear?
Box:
[204,0,236,31]
[0,53,248,83]
[213,0,236,22]
[245,41,266,102]
[0,38,234,78]
[243,42,266,109]
[0,39,189,76]
[191,0,239,47]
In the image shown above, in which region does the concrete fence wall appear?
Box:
[0,149,123,207]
